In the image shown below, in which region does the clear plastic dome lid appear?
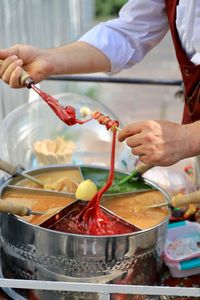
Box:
[0,93,126,170]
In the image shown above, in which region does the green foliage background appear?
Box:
[95,0,127,17]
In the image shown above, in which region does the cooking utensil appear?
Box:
[145,190,200,209]
[0,60,70,125]
[0,198,44,216]
[118,162,153,185]
[0,158,44,187]
[0,59,33,87]
[0,59,90,127]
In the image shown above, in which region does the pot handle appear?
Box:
[172,190,200,207]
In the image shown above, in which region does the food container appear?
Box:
[164,221,200,278]
[0,165,170,300]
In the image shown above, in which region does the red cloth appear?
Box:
[165,0,200,124]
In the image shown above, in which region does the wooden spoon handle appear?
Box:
[19,69,34,87]
[135,163,153,175]
[0,159,19,176]
[0,158,44,187]
[118,163,153,186]
[0,59,34,87]
[172,190,200,207]
[0,199,29,216]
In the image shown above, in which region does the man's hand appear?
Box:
[0,42,111,88]
[0,44,54,88]
[118,120,194,166]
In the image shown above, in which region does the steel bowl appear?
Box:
[0,165,170,300]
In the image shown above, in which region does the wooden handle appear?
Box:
[19,69,34,87]
[172,190,200,207]
[0,159,19,176]
[0,59,34,87]
[0,159,44,187]
[135,163,153,175]
[0,199,29,216]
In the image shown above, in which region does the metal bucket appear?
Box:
[0,165,170,300]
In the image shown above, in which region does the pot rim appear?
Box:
[1,164,171,239]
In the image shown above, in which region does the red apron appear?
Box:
[165,0,200,124]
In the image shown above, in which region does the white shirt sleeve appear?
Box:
[79,0,169,74]
[176,0,200,65]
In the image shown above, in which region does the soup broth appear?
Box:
[2,189,75,225]
[102,190,168,229]
[2,167,169,230]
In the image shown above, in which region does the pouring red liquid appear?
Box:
[42,130,139,235]
[45,200,138,235]
[24,77,139,235]
[30,83,92,125]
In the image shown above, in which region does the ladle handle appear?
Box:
[0,158,44,187]
[0,159,19,176]
[135,163,153,175]
[172,190,200,207]
[0,59,34,87]
[0,199,30,216]
[118,162,153,186]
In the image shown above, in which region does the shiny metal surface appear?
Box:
[0,165,170,300]
[0,214,168,300]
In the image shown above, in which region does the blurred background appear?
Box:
[0,0,183,125]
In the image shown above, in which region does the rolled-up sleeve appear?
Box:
[79,0,169,74]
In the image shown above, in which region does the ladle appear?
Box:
[118,163,153,185]
[0,59,91,126]
[144,190,200,209]
[0,159,44,187]
[0,199,44,216]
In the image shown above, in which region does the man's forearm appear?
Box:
[49,41,111,75]
[186,121,200,157]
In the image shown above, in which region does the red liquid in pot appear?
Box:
[47,200,139,235]
[67,130,129,235]
[42,130,139,235]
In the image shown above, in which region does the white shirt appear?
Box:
[79,0,200,74]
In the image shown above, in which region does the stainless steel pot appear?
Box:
[0,165,170,300]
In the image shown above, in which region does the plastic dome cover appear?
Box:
[0,93,126,170]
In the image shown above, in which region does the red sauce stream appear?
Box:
[33,85,138,235]
[31,84,91,125]
[47,131,138,235]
